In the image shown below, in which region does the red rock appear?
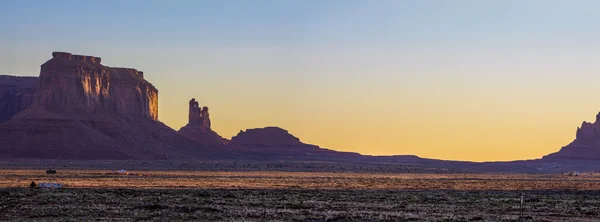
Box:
[0,75,37,123]
[178,98,227,145]
[0,52,416,163]
[231,127,302,146]
[230,126,362,160]
[187,98,211,129]
[543,112,600,160]
[35,52,158,120]
[0,52,224,160]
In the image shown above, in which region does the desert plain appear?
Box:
[1,165,600,221]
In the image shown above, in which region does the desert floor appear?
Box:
[1,170,600,221]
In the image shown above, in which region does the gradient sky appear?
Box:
[2,0,600,161]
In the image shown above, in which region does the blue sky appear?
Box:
[4,1,600,47]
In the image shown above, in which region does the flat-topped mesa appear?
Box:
[35,52,158,121]
[111,68,145,79]
[188,98,211,129]
[231,126,303,146]
[51,52,72,59]
[52,52,102,64]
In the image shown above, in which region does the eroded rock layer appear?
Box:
[543,112,600,160]
[0,75,37,123]
[0,52,225,160]
[178,98,227,145]
[35,52,158,120]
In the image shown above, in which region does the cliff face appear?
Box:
[178,98,227,145]
[543,112,600,160]
[0,52,226,160]
[35,52,158,120]
[0,75,37,123]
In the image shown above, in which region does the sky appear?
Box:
[2,0,600,161]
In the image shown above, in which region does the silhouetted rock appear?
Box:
[0,52,224,160]
[178,98,227,145]
[543,112,600,160]
[230,126,362,160]
[0,52,433,164]
[0,75,37,123]
[187,98,211,129]
[231,127,302,146]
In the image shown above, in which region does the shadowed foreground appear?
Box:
[1,189,599,221]
[1,170,600,221]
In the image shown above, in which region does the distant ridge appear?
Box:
[3,52,600,174]
[543,112,600,160]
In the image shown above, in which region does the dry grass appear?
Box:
[1,169,600,190]
[2,170,600,221]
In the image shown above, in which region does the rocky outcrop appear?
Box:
[35,52,158,120]
[0,52,226,160]
[0,51,423,163]
[231,127,302,146]
[178,98,227,145]
[0,75,37,123]
[230,126,362,160]
[543,112,600,160]
[188,98,211,129]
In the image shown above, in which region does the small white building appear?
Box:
[38,183,63,189]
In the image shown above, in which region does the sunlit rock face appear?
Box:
[0,75,37,123]
[543,112,600,160]
[0,52,226,160]
[36,52,158,121]
[178,98,227,145]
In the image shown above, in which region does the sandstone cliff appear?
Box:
[0,52,225,160]
[0,52,423,163]
[178,98,227,145]
[34,52,158,120]
[0,75,37,123]
[543,112,600,160]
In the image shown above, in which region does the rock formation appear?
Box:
[0,51,423,163]
[188,98,211,129]
[35,52,158,120]
[230,126,362,160]
[543,112,600,160]
[0,75,37,123]
[0,52,224,160]
[178,98,227,145]
[231,127,302,146]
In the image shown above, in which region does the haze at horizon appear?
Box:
[2,0,600,161]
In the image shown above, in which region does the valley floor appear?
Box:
[1,170,600,221]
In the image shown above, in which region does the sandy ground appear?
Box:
[1,170,600,221]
